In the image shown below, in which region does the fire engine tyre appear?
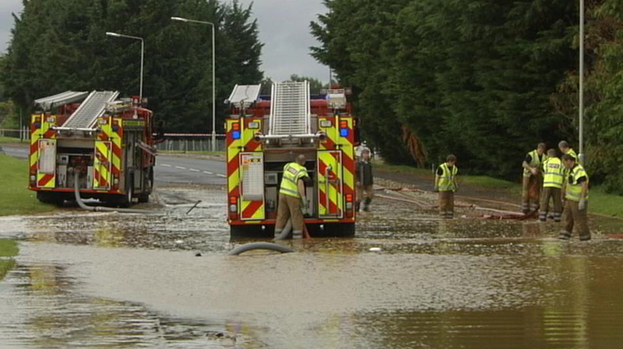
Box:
[36,191,65,206]
[230,225,273,238]
[320,222,355,237]
[120,177,134,208]
[228,243,294,256]
[138,168,154,203]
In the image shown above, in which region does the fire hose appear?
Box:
[228,243,294,256]
[73,172,156,214]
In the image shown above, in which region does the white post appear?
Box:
[171,17,216,152]
[211,24,216,154]
[579,0,585,165]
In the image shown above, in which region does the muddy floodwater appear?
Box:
[1,184,623,348]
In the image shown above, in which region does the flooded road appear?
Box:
[1,184,623,348]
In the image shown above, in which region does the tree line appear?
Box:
[311,0,623,194]
[0,0,263,134]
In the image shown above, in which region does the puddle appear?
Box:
[0,185,622,348]
[0,263,261,348]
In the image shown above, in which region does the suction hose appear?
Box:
[73,172,155,214]
[273,219,293,241]
[228,242,294,256]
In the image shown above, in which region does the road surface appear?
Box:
[155,155,226,185]
[0,144,226,185]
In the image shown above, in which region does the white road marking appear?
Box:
[175,166,186,170]
[161,164,172,167]
[190,168,200,172]
[203,171,213,175]
[216,174,226,178]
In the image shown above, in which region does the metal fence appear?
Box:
[0,128,228,153]
[0,128,29,141]
[155,134,227,153]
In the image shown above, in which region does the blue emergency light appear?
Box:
[339,120,349,137]
[232,130,241,140]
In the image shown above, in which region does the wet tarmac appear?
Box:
[1,184,623,348]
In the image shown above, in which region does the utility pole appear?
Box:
[171,17,217,151]
[579,0,585,165]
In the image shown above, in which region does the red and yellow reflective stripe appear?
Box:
[94,116,122,190]
[240,200,265,220]
[227,120,242,202]
[29,115,42,175]
[31,114,58,188]
[317,150,343,217]
[93,141,111,189]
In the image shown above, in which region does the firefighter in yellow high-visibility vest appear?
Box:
[539,149,564,222]
[275,154,310,239]
[434,154,458,219]
[521,142,547,214]
[560,154,590,241]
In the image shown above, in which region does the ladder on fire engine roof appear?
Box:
[34,91,89,111]
[226,84,261,108]
[60,91,120,130]
[268,81,311,136]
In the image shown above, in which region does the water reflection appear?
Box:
[0,264,261,348]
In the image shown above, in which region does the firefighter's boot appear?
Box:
[363,198,371,212]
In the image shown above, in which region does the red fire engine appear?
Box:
[225,81,359,237]
[29,91,157,206]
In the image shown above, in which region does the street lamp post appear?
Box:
[106,32,144,103]
[171,16,217,152]
[579,0,585,165]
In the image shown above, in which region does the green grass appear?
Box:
[587,187,623,218]
[0,239,18,257]
[373,161,433,177]
[460,175,523,195]
[0,239,18,281]
[0,136,24,143]
[0,154,56,216]
[375,160,623,218]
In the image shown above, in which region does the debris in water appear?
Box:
[175,240,184,244]
[369,247,381,252]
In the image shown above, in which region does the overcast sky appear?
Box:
[0,0,330,83]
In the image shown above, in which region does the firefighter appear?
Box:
[559,154,590,241]
[539,149,564,222]
[434,154,458,219]
[275,154,309,239]
[356,148,374,212]
[521,142,547,214]
[558,140,577,161]
[558,140,578,180]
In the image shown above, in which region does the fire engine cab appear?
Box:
[225,81,359,237]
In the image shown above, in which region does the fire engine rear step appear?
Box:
[61,91,119,130]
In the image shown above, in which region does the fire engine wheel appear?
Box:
[120,180,134,208]
[137,168,154,203]
[230,225,273,239]
[36,191,65,206]
[319,223,355,238]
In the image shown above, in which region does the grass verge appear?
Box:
[0,154,56,216]
[375,161,623,218]
[0,136,24,143]
[0,239,18,281]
